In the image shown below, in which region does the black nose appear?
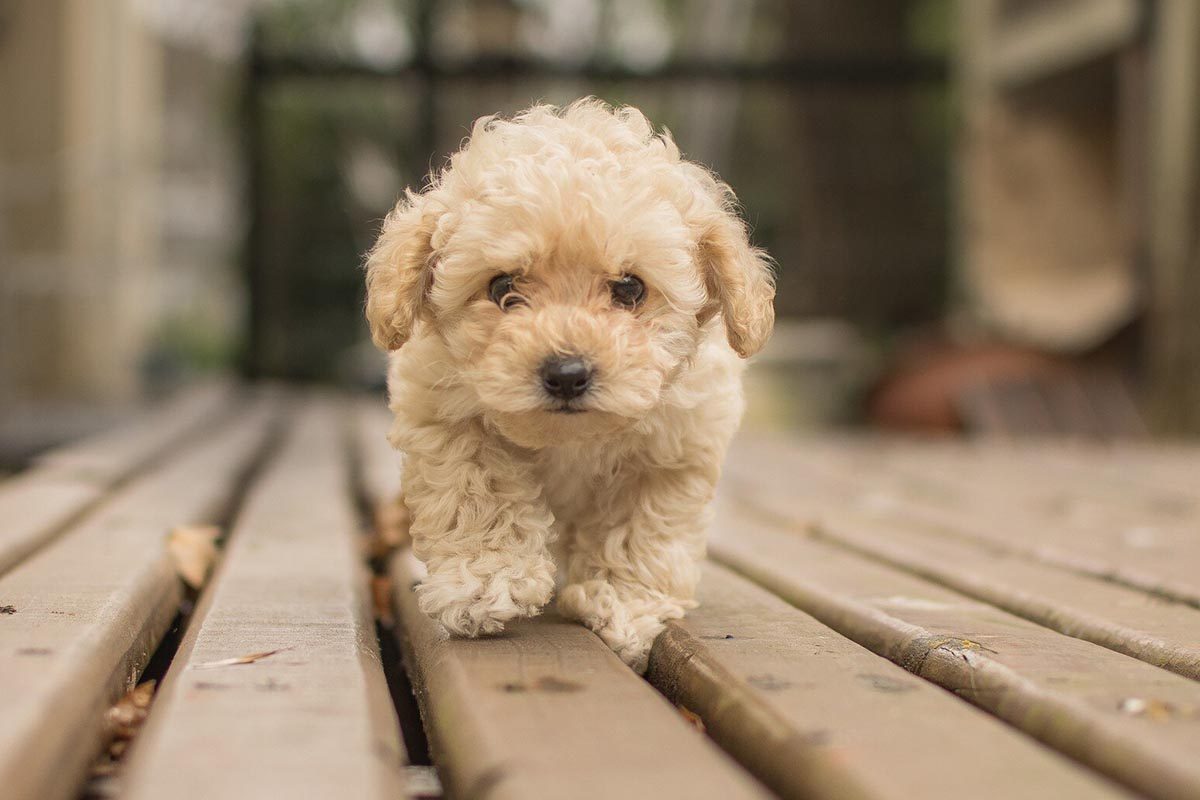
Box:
[540,356,593,400]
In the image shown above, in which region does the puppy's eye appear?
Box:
[610,275,646,308]
[488,274,525,310]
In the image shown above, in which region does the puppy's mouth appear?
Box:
[549,403,587,415]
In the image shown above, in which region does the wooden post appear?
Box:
[1147,0,1200,435]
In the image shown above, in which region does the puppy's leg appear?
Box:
[558,469,712,672]
[402,421,556,636]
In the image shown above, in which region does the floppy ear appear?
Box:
[697,212,776,358]
[364,191,439,351]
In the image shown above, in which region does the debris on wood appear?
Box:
[84,681,158,799]
[190,647,292,670]
[167,525,220,589]
[375,495,411,550]
[498,676,583,694]
[1117,697,1197,721]
[105,680,156,739]
[372,575,393,625]
[364,496,411,563]
[677,705,706,733]
[403,765,443,799]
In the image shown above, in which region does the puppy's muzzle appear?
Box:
[540,356,592,401]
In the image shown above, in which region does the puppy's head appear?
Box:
[365,100,774,447]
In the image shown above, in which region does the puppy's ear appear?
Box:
[697,212,776,358]
[364,192,439,351]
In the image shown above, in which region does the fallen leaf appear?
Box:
[167,525,220,589]
[677,705,706,733]
[105,680,156,739]
[1118,696,1195,721]
[374,496,411,550]
[191,647,291,670]
[372,575,394,624]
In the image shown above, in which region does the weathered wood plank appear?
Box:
[816,506,1200,681]
[727,436,1200,609]
[121,398,406,800]
[0,381,235,576]
[829,436,1200,521]
[710,501,1200,800]
[390,550,769,800]
[723,443,1200,679]
[648,562,1129,800]
[0,396,277,800]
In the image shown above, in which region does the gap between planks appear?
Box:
[709,498,1200,800]
[729,436,1200,609]
[726,437,1200,652]
[647,561,1128,800]
[120,396,406,800]
[0,391,280,800]
[0,381,238,577]
[722,475,1200,682]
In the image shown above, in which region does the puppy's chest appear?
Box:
[533,445,638,520]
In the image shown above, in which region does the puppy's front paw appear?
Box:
[559,580,681,673]
[418,558,555,637]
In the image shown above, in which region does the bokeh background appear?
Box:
[2,0,1198,465]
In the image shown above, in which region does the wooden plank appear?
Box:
[0,380,235,576]
[389,550,769,800]
[0,396,277,800]
[723,443,1200,680]
[849,436,1200,515]
[801,502,1200,680]
[853,440,1200,607]
[1015,440,1200,504]
[1148,0,1200,434]
[648,562,1129,800]
[121,398,406,800]
[727,436,1200,609]
[709,501,1200,800]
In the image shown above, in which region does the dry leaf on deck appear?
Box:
[167,525,220,588]
[105,680,156,739]
[677,705,706,733]
[375,496,411,550]
[191,647,292,670]
[372,575,394,625]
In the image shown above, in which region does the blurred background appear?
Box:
[2,0,1198,466]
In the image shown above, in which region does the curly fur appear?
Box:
[365,99,774,671]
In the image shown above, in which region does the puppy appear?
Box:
[365,99,774,671]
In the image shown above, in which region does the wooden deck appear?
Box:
[1,383,1198,800]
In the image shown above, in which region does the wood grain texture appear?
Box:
[648,562,1128,800]
[121,398,406,800]
[727,436,1200,609]
[0,396,276,800]
[390,550,769,800]
[0,381,235,576]
[710,502,1200,800]
[723,440,1200,680]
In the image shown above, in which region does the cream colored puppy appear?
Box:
[365,99,774,671]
